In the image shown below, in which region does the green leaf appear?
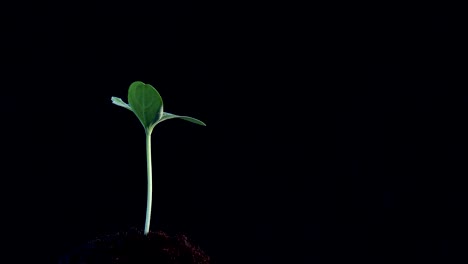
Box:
[111,96,133,111]
[128,81,164,131]
[112,81,206,134]
[153,112,206,127]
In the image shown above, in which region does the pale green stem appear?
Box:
[144,132,153,235]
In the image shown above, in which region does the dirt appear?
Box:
[59,227,210,264]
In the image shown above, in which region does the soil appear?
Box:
[59,227,210,264]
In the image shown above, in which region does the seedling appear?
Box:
[111,81,206,235]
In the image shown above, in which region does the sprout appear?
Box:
[112,81,205,235]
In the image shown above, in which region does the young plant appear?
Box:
[111,81,206,235]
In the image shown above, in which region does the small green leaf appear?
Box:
[154,112,206,127]
[128,81,164,131]
[111,96,133,111]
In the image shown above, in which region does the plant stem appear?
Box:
[144,131,153,235]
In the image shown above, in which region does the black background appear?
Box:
[1,2,465,263]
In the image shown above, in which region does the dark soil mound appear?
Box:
[59,227,210,264]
